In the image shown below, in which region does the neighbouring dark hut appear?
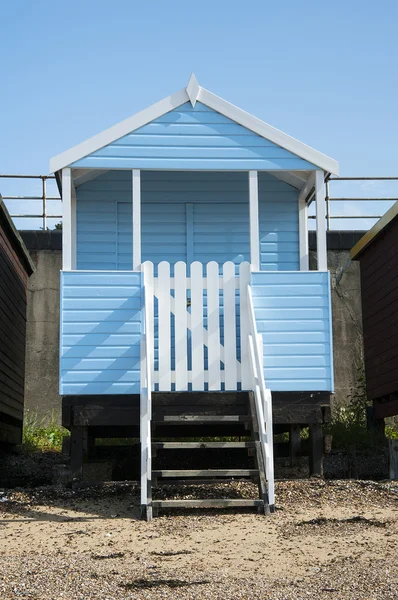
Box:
[351,201,398,422]
[0,195,35,445]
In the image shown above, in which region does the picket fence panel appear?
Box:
[143,260,251,392]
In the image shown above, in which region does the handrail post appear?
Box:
[42,176,47,231]
[325,179,330,232]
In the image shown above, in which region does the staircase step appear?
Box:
[152,441,256,450]
[153,415,250,424]
[152,469,258,478]
[152,498,263,509]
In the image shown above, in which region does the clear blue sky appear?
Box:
[1,0,397,229]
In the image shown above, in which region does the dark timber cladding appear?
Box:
[0,196,35,444]
[351,201,398,417]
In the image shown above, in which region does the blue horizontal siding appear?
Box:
[251,271,333,392]
[60,271,142,395]
[76,171,299,271]
[259,173,299,271]
[71,102,318,171]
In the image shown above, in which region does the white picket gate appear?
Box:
[142,260,252,392]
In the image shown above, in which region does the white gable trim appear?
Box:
[198,87,339,175]
[50,88,189,174]
[186,73,200,107]
[50,75,339,175]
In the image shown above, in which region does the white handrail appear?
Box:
[140,283,153,520]
[247,284,275,510]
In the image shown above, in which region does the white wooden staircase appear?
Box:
[140,261,274,520]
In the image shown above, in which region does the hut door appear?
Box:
[192,202,250,266]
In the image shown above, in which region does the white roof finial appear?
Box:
[186,73,200,107]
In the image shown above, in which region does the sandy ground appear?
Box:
[0,479,397,599]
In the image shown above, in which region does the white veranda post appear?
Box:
[315,170,327,271]
[249,170,260,271]
[132,169,141,271]
[62,168,73,270]
[62,167,76,271]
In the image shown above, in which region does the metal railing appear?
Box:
[0,174,61,230]
[322,176,398,230]
[1,173,398,232]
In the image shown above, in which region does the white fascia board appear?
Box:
[198,87,339,175]
[50,87,189,173]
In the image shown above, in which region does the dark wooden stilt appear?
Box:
[309,423,324,477]
[87,430,96,458]
[289,425,301,466]
[70,426,87,480]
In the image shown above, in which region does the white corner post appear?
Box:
[132,169,141,270]
[71,179,77,270]
[249,170,260,271]
[298,174,314,271]
[62,168,72,271]
[315,170,327,271]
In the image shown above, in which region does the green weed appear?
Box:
[22,411,70,452]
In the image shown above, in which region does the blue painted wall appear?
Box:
[71,102,318,171]
[251,271,334,392]
[60,271,142,395]
[76,171,299,271]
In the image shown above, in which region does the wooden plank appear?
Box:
[0,418,22,445]
[248,391,269,513]
[132,169,141,270]
[153,415,250,423]
[70,426,85,480]
[298,185,309,270]
[0,228,29,286]
[152,469,258,478]
[157,261,171,391]
[0,273,27,335]
[207,261,221,390]
[239,261,251,390]
[152,499,263,508]
[273,404,323,425]
[153,404,249,416]
[62,168,72,270]
[191,261,204,390]
[174,261,188,391]
[362,285,398,323]
[309,423,323,477]
[374,398,398,419]
[223,261,237,390]
[142,261,154,392]
[152,391,249,406]
[289,425,301,466]
[0,397,23,421]
[368,376,398,402]
[152,441,256,449]
[249,170,260,270]
[389,439,398,479]
[0,348,25,382]
[73,405,140,426]
[315,170,327,271]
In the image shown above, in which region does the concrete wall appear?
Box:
[309,231,365,409]
[20,230,365,422]
[21,231,62,422]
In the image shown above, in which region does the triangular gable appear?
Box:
[69,102,319,172]
[50,75,338,175]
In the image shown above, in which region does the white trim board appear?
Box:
[50,74,339,176]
